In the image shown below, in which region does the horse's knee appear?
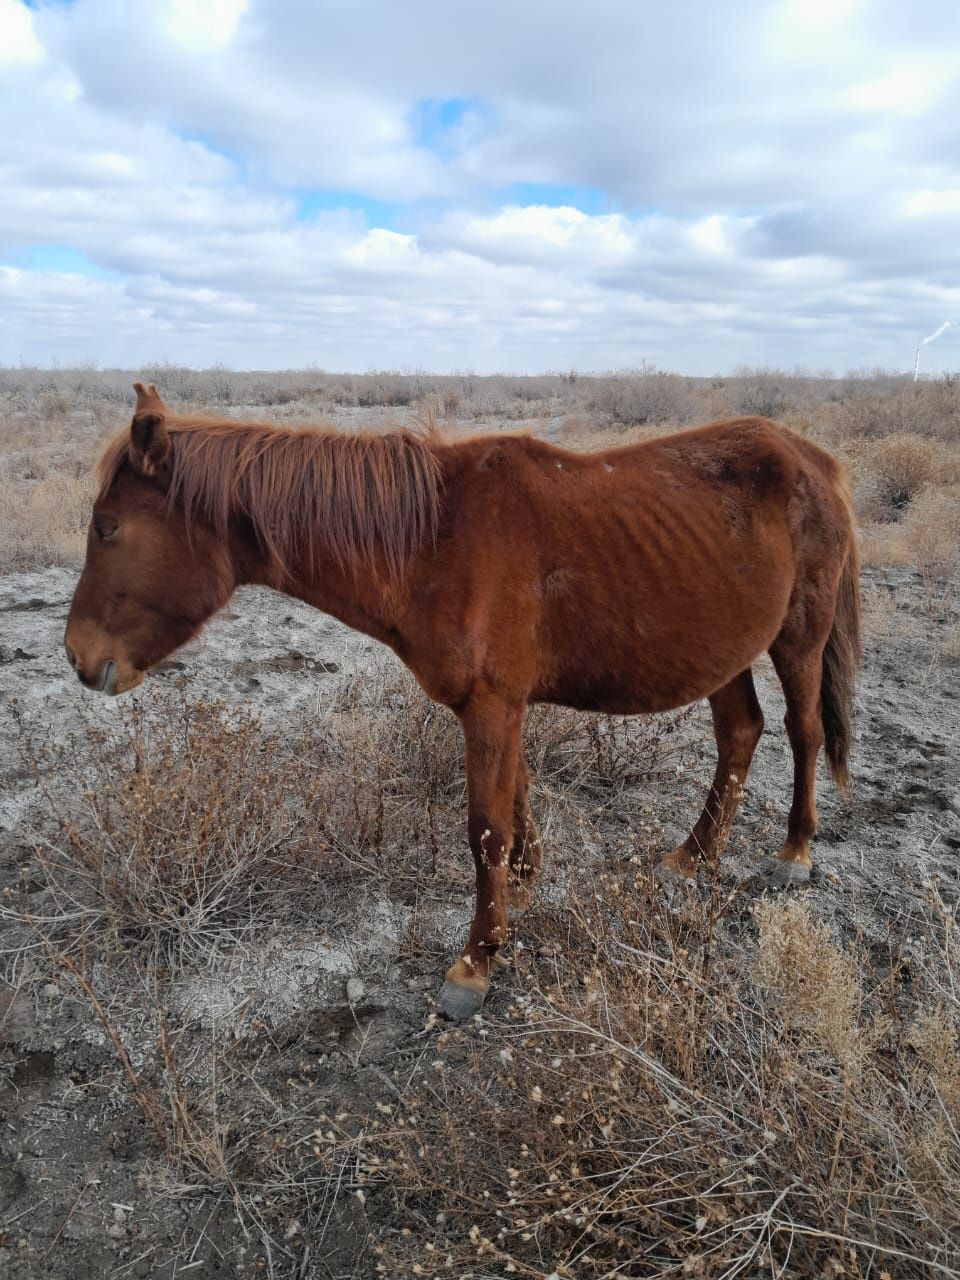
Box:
[468,817,509,867]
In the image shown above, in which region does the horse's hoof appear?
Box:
[506,882,532,915]
[767,858,811,889]
[654,858,697,887]
[436,979,488,1022]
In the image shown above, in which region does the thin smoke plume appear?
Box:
[920,320,953,347]
[913,319,954,378]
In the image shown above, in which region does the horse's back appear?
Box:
[416,420,851,715]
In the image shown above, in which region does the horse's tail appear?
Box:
[821,478,861,798]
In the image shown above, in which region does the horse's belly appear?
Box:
[534,572,789,714]
[532,656,754,715]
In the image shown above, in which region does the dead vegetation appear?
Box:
[355,886,960,1278]
[2,655,959,1277]
[10,664,690,975]
[1,365,959,1275]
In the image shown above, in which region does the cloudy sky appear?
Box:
[1,0,959,374]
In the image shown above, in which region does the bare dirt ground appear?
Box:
[1,555,958,1277]
[1,371,959,1277]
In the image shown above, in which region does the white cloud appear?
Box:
[1,0,960,372]
[164,0,247,51]
[902,188,960,217]
[343,229,418,266]
[0,0,43,65]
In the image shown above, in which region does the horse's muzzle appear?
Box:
[69,652,119,695]
[96,659,118,695]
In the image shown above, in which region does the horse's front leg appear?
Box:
[506,752,542,914]
[436,690,525,1021]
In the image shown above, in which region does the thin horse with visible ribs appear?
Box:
[65,383,860,1019]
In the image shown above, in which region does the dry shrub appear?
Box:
[37,388,70,420]
[22,691,332,965]
[5,671,696,1270]
[0,470,91,568]
[753,898,883,1075]
[908,1005,960,1112]
[899,486,960,586]
[316,658,692,874]
[941,625,960,662]
[859,580,903,641]
[721,366,796,419]
[18,665,692,964]
[846,434,951,523]
[7,667,960,1276]
[857,523,913,570]
[330,887,960,1279]
[826,378,960,443]
[4,364,960,578]
[318,664,467,870]
[585,369,695,426]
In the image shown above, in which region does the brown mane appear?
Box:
[96,415,443,578]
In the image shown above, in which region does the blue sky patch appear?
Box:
[176,129,248,177]
[295,190,403,226]
[412,96,483,157]
[9,245,115,278]
[494,184,616,215]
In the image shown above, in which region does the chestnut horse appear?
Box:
[65,384,860,1019]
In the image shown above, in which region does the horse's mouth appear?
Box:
[76,658,142,696]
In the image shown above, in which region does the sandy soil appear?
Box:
[1,561,958,1276]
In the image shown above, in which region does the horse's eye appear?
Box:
[94,515,119,540]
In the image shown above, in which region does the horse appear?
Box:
[65,383,860,1019]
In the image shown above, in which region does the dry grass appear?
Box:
[333,881,960,1279]
[841,435,960,526]
[14,664,691,957]
[901,488,960,590]
[2,365,960,1273]
[821,377,960,443]
[18,693,334,968]
[0,471,91,568]
[1,670,695,1271]
[2,665,958,1276]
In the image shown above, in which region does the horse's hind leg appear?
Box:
[767,638,825,887]
[656,668,764,881]
[507,753,543,913]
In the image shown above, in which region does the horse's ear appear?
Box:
[132,381,167,414]
[130,383,170,477]
[130,412,170,477]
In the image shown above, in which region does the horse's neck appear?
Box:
[234,529,409,650]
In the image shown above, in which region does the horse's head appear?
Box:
[64,383,235,695]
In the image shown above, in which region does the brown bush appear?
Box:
[825,377,960,442]
[349,888,960,1279]
[4,365,960,575]
[900,486,960,585]
[6,671,959,1276]
[844,433,955,523]
[584,369,696,426]
[0,471,91,568]
[23,692,333,965]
